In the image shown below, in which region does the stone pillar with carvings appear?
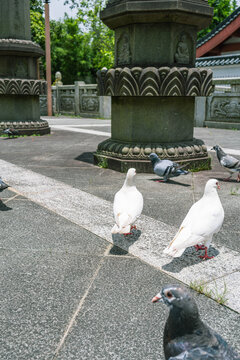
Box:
[0,0,50,135]
[95,0,213,172]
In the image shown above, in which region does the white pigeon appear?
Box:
[163,179,224,260]
[111,168,143,235]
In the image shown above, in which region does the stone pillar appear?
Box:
[94,0,213,172]
[0,0,50,135]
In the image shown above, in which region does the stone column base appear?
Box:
[0,120,51,136]
[94,137,211,172]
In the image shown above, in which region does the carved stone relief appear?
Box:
[60,96,75,112]
[97,66,213,97]
[211,98,240,118]
[175,33,190,64]
[117,32,131,66]
[97,138,208,161]
[15,61,28,78]
[81,96,99,112]
[0,79,46,95]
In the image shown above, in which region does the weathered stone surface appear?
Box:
[102,0,213,29]
[97,67,213,96]
[0,0,50,135]
[96,0,213,171]
[0,79,46,95]
[96,137,208,161]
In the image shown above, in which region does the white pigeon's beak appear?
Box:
[152,292,162,303]
[217,182,220,190]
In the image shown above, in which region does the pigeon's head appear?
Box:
[152,284,191,307]
[149,153,159,161]
[126,168,136,178]
[152,284,200,316]
[205,179,220,192]
[211,145,221,152]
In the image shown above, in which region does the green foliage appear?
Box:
[50,17,93,84]
[30,0,114,84]
[30,10,45,49]
[30,0,44,13]
[198,0,236,39]
[73,0,114,72]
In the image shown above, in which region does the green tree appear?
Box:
[50,17,93,84]
[64,0,114,70]
[198,0,236,39]
[30,0,44,13]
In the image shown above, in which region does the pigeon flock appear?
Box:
[152,284,240,360]
[0,143,239,359]
[111,148,240,359]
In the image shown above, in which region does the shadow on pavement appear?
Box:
[112,228,141,253]
[0,200,12,211]
[149,178,191,187]
[75,152,94,164]
[216,177,239,183]
[162,246,220,273]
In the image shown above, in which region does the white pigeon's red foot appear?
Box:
[194,244,205,251]
[155,179,165,182]
[199,246,214,260]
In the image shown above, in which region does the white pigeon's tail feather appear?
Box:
[163,246,185,258]
[112,213,131,234]
[111,224,119,234]
[163,226,204,258]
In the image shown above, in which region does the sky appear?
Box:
[49,0,240,21]
[49,0,78,21]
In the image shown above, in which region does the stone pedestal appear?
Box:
[94,0,213,172]
[0,0,50,135]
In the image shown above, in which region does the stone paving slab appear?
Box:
[0,248,105,360]
[1,159,239,313]
[55,257,240,359]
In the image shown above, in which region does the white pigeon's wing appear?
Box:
[180,197,224,237]
[113,187,143,226]
[165,196,224,255]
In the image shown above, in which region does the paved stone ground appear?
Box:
[0,117,239,359]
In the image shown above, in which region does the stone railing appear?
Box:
[195,77,240,130]
[40,81,111,119]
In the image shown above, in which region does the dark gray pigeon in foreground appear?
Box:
[212,145,240,182]
[149,153,188,182]
[0,178,9,200]
[3,128,19,138]
[152,284,240,360]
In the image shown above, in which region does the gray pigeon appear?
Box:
[212,145,240,182]
[152,284,240,360]
[149,153,188,182]
[3,128,19,138]
[0,178,9,200]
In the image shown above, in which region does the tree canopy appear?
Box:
[30,0,238,84]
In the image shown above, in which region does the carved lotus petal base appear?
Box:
[0,120,50,136]
[96,137,207,160]
[94,137,210,172]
